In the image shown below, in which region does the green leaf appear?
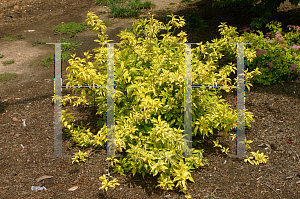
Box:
[132,167,137,176]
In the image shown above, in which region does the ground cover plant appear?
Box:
[52,11,265,198]
[2,60,15,66]
[32,40,46,47]
[1,34,25,41]
[0,72,18,82]
[95,0,155,18]
[0,55,17,83]
[50,22,89,38]
[1,36,15,41]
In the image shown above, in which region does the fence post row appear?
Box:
[46,42,250,159]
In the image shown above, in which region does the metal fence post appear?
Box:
[175,42,249,158]
[46,43,71,158]
[229,42,252,158]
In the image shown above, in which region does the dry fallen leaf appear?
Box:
[12,117,19,122]
[68,186,78,191]
[36,175,53,182]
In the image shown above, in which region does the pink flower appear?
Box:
[291,45,300,50]
[268,61,273,67]
[269,47,272,49]
[292,63,297,69]
[283,53,285,55]
[262,50,267,54]
[256,49,262,56]
[288,73,291,75]
[275,33,284,42]
[276,57,279,59]
[290,25,300,31]
[243,27,250,32]
[257,63,261,66]
[266,67,269,72]
[289,67,294,71]
[295,55,297,57]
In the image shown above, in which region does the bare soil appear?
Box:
[0,0,300,198]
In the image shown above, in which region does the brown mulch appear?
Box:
[0,0,300,198]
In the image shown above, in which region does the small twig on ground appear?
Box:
[295,152,300,162]
[0,185,19,189]
[88,149,102,157]
[224,192,228,199]
[211,188,218,198]
[258,181,281,199]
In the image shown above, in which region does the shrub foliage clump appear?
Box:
[55,12,261,197]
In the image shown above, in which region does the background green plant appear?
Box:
[212,0,300,29]
[185,11,208,31]
[199,20,300,86]
[17,34,25,39]
[60,37,81,61]
[95,0,155,18]
[41,37,81,66]
[42,56,54,66]
[181,0,194,2]
[240,21,300,85]
[52,12,261,197]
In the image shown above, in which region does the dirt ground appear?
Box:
[0,0,300,198]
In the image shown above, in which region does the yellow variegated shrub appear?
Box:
[53,12,262,196]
